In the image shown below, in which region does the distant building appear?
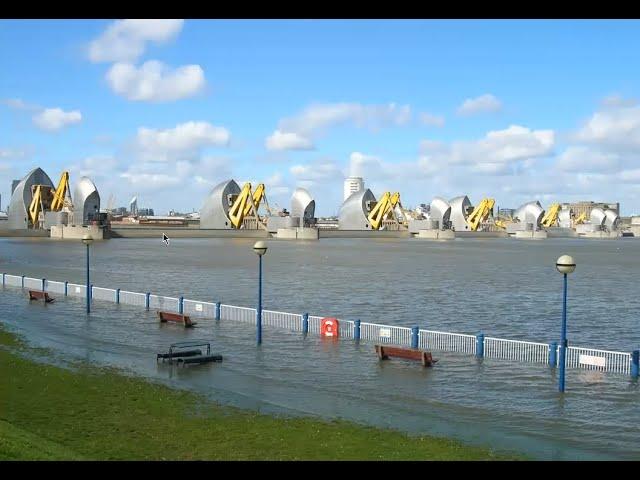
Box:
[114,207,127,216]
[129,196,138,216]
[498,208,516,218]
[562,201,620,219]
[343,177,364,201]
[138,208,154,216]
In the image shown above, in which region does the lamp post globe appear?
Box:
[253,240,267,256]
[556,255,576,275]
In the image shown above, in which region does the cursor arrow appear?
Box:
[162,233,170,246]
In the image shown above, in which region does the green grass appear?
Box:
[0,326,522,460]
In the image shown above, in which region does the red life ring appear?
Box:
[320,317,339,338]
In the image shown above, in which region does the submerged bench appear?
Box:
[28,290,54,303]
[375,345,437,367]
[158,311,197,328]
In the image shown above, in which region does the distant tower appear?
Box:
[129,196,138,216]
[343,177,364,201]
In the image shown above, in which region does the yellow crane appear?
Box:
[243,183,265,217]
[50,171,72,211]
[466,198,495,231]
[541,203,561,228]
[368,192,400,230]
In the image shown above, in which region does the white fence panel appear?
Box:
[360,322,412,346]
[4,274,23,287]
[484,337,548,364]
[419,330,476,355]
[262,309,303,331]
[92,286,116,302]
[149,295,179,312]
[119,290,147,307]
[66,283,86,298]
[183,299,216,318]
[565,346,630,375]
[221,304,256,324]
[45,280,66,294]
[24,277,43,290]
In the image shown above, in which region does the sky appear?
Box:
[1,19,639,216]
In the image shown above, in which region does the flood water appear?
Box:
[1,236,639,460]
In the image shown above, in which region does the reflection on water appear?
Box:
[1,237,640,459]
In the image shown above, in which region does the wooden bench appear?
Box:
[375,345,437,367]
[28,290,54,303]
[158,311,197,328]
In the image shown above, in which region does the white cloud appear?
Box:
[0,148,27,160]
[420,125,554,174]
[3,98,39,111]
[290,161,343,183]
[88,19,184,63]
[32,108,82,131]
[106,61,205,102]
[574,105,640,149]
[135,121,230,162]
[265,130,314,151]
[556,146,620,173]
[419,112,445,127]
[349,152,383,178]
[457,94,502,116]
[267,102,412,151]
[601,94,638,108]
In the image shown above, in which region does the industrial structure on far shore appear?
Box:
[0,167,634,241]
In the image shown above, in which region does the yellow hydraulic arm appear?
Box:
[243,183,265,217]
[50,171,71,211]
[541,203,561,228]
[228,182,253,229]
[28,185,45,227]
[467,198,496,231]
[367,192,400,230]
[573,212,587,226]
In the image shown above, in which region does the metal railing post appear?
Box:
[632,350,639,379]
[42,278,46,292]
[411,326,419,349]
[21,275,25,288]
[90,284,93,302]
[215,302,221,320]
[354,319,361,342]
[179,296,184,314]
[2,273,4,286]
[549,342,558,367]
[115,288,120,304]
[64,281,68,296]
[145,292,150,310]
[476,332,485,358]
[302,313,309,335]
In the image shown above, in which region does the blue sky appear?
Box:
[1,19,639,215]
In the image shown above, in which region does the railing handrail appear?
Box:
[485,337,549,348]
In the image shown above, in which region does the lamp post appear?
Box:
[82,234,94,314]
[556,254,576,393]
[253,241,268,345]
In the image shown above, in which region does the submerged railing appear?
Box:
[2,272,638,378]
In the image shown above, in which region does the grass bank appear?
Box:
[0,326,522,460]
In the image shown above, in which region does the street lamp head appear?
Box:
[556,254,576,275]
[82,234,94,246]
[253,240,267,256]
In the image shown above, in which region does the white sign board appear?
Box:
[379,328,391,339]
[195,303,203,312]
[75,286,81,293]
[579,354,606,368]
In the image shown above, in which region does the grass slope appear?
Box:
[0,327,521,460]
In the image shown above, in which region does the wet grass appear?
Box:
[0,326,523,460]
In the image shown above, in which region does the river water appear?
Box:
[1,237,639,460]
